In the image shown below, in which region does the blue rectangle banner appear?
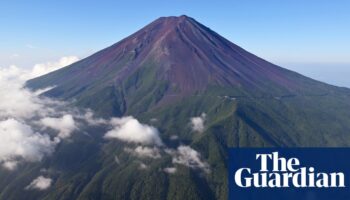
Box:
[228,148,350,200]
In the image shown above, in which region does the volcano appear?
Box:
[27,15,345,117]
[3,15,350,200]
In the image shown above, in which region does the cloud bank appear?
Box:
[29,56,79,78]
[0,56,211,175]
[0,56,78,169]
[0,61,163,169]
[0,119,58,170]
[0,66,46,119]
[0,56,79,82]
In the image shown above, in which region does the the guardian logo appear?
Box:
[234,152,345,188]
[229,148,350,200]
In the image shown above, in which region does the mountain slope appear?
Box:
[2,15,350,200]
[26,15,347,117]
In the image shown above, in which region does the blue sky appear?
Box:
[1,0,349,87]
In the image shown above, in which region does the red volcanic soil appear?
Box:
[28,15,333,109]
[71,15,305,93]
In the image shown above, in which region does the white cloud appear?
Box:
[0,119,57,169]
[2,160,18,170]
[190,113,206,133]
[0,56,88,169]
[124,146,161,159]
[29,56,79,78]
[0,83,43,119]
[170,145,210,173]
[40,115,77,138]
[0,56,79,82]
[25,176,52,190]
[0,65,44,119]
[104,116,163,146]
[163,167,177,174]
[80,111,107,126]
[0,56,79,119]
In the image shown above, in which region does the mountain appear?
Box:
[2,15,350,200]
[26,15,346,117]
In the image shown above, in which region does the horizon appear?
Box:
[1,1,349,87]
